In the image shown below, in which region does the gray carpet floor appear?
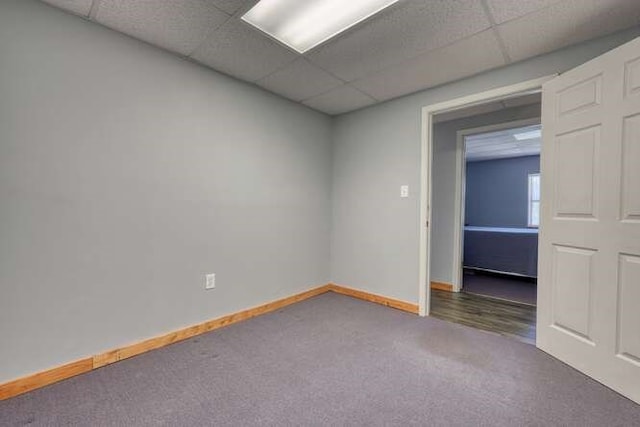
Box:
[1,292,638,426]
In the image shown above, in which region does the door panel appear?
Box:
[617,254,640,365]
[539,36,640,404]
[554,126,599,218]
[622,114,640,220]
[551,245,595,343]
[624,56,640,96]
[557,74,602,116]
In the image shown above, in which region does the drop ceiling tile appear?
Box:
[498,0,640,62]
[191,19,298,82]
[352,30,507,102]
[307,0,491,82]
[256,59,343,102]
[486,0,562,24]
[303,85,376,115]
[41,0,93,16]
[94,0,230,56]
[466,124,541,161]
[212,0,256,16]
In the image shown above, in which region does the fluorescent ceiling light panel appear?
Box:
[242,0,399,53]
[513,129,541,140]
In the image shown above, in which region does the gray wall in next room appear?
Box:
[465,155,541,228]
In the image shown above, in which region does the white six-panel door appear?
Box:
[538,36,640,404]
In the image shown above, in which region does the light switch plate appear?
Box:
[400,185,409,198]
[205,273,216,290]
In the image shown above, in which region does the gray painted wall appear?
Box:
[331,27,640,303]
[0,0,332,383]
[465,156,541,228]
[430,106,540,285]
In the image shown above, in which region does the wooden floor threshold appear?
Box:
[430,289,536,345]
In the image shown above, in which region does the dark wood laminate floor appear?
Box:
[463,270,537,306]
[430,289,536,345]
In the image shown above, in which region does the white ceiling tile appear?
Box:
[95,0,230,56]
[498,0,640,62]
[486,0,562,24]
[41,0,93,16]
[466,124,541,161]
[256,59,343,102]
[38,0,640,115]
[191,19,298,82]
[352,30,507,102]
[307,0,491,82]
[212,0,256,16]
[303,85,376,115]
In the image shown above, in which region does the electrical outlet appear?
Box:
[400,185,409,198]
[205,273,216,290]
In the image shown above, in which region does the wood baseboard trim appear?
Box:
[430,281,454,292]
[0,358,94,401]
[98,283,333,368]
[328,283,419,314]
[0,282,417,400]
[0,284,332,401]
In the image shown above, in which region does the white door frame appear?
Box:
[451,117,542,292]
[418,76,555,316]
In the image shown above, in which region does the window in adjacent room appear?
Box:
[528,173,540,227]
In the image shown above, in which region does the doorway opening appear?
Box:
[419,80,550,344]
[431,113,541,344]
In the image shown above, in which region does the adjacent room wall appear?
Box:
[330,27,640,304]
[430,106,540,285]
[0,0,332,383]
[465,155,541,228]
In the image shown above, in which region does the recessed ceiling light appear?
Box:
[513,129,541,140]
[241,0,399,54]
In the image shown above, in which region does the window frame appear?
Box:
[528,172,541,228]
